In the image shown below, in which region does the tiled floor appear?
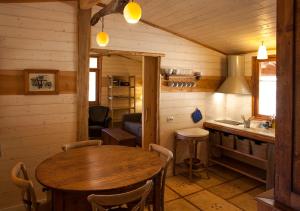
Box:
[164,165,266,211]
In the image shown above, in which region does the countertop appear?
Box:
[203,120,275,143]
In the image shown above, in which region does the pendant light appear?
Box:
[257,41,268,60]
[96,17,109,47]
[123,0,142,24]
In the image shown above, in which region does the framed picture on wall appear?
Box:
[24,69,59,95]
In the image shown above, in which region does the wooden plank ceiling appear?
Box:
[98,0,276,54]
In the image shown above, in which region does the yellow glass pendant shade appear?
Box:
[123,2,142,24]
[96,31,109,47]
[257,42,268,60]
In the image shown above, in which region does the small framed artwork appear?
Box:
[24,69,59,95]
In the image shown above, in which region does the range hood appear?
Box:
[217,55,251,95]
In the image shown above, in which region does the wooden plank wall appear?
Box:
[90,11,276,165]
[101,55,142,116]
[91,11,229,164]
[0,2,77,209]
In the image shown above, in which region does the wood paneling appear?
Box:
[136,0,276,54]
[77,8,91,141]
[0,70,76,95]
[0,2,78,209]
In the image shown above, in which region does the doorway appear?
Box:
[88,49,163,148]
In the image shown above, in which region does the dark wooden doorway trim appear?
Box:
[88,49,164,149]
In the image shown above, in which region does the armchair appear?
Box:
[88,106,111,138]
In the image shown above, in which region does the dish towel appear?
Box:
[191,108,203,123]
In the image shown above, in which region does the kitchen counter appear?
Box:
[204,119,275,189]
[203,120,275,143]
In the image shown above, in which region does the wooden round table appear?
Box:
[36,145,164,211]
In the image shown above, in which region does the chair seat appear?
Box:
[176,128,209,138]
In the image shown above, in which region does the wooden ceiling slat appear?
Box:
[139,0,276,54]
[1,0,276,54]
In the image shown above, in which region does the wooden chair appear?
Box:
[11,162,51,211]
[61,140,102,152]
[87,180,153,211]
[148,144,173,211]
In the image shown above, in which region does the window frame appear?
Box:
[89,56,102,106]
[252,55,276,120]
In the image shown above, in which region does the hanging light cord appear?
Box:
[101,17,104,32]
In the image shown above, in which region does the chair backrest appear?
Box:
[62,140,102,152]
[11,162,38,211]
[87,180,153,211]
[89,106,109,123]
[149,144,173,206]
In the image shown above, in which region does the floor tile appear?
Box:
[229,186,266,211]
[208,177,263,199]
[186,190,241,211]
[194,171,227,189]
[166,175,203,196]
[208,165,242,180]
[165,198,199,211]
[164,186,180,202]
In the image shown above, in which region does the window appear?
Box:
[252,55,276,118]
[89,71,96,102]
[89,56,101,105]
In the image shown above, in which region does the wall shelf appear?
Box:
[210,156,267,183]
[107,75,136,127]
[213,144,268,164]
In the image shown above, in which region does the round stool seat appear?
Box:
[176,128,209,138]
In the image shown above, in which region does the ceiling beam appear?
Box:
[90,48,165,57]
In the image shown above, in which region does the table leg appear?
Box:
[52,190,64,211]
[188,140,195,180]
[194,141,198,160]
[205,139,210,179]
[173,139,177,176]
[153,171,162,211]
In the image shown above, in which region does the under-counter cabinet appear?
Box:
[204,121,275,189]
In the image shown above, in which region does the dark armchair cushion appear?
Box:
[88,106,110,138]
[89,106,109,125]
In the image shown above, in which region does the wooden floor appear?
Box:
[163,165,266,211]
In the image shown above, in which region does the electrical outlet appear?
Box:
[167,116,174,122]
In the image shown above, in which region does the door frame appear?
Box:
[88,48,165,148]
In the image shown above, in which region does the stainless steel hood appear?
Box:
[217,55,251,95]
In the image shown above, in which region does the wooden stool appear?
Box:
[173,128,209,180]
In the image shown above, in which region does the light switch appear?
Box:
[167,116,174,122]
